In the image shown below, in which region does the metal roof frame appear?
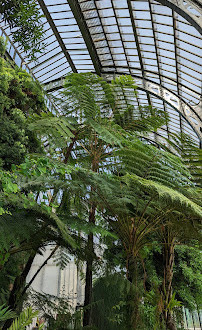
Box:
[1,0,201,143]
[68,0,102,75]
[38,0,77,73]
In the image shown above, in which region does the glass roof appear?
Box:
[0,0,201,145]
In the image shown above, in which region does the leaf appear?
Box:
[8,307,38,330]
[0,304,16,322]
[123,173,202,218]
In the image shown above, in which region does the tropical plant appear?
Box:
[91,273,131,330]
[0,65,201,330]
[0,42,79,327]
[0,1,45,61]
[0,305,16,325]
[25,72,201,329]
[0,37,45,170]
[0,305,43,330]
[8,307,43,330]
[27,289,82,330]
[52,72,170,327]
[173,243,202,311]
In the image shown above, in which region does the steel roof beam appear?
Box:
[38,0,77,73]
[148,0,170,139]
[110,0,146,116]
[172,10,184,140]
[127,0,153,110]
[93,0,116,71]
[67,0,102,76]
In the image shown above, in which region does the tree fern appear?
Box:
[1,68,200,329]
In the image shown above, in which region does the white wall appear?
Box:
[26,245,85,328]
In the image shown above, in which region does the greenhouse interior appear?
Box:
[0,0,201,329]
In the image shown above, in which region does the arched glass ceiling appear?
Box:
[0,0,201,145]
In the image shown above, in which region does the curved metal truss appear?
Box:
[156,0,202,34]
[0,0,201,143]
[105,73,202,140]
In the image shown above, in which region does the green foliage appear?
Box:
[0,305,42,329]
[27,290,82,329]
[8,306,43,330]
[0,169,18,216]
[166,292,182,312]
[0,304,16,323]
[180,134,202,186]
[0,158,79,255]
[156,132,202,186]
[122,173,202,217]
[143,288,166,330]
[116,137,192,188]
[53,247,70,270]
[28,112,75,149]
[0,1,45,61]
[173,244,202,311]
[0,38,6,57]
[0,46,45,169]
[62,73,167,138]
[92,274,130,330]
[0,69,201,330]
[92,273,157,330]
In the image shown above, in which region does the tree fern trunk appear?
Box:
[83,203,96,327]
[127,255,140,330]
[83,132,99,327]
[162,237,176,330]
[64,133,77,164]
[2,251,36,329]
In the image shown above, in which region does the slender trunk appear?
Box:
[127,255,140,330]
[83,144,99,327]
[83,204,96,327]
[162,237,176,330]
[64,134,77,164]
[2,251,36,329]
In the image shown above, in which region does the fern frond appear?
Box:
[53,246,70,270]
[123,174,202,218]
[0,192,76,248]
[28,113,75,148]
[115,141,192,190]
[8,307,39,330]
[87,118,124,147]
[0,304,16,322]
